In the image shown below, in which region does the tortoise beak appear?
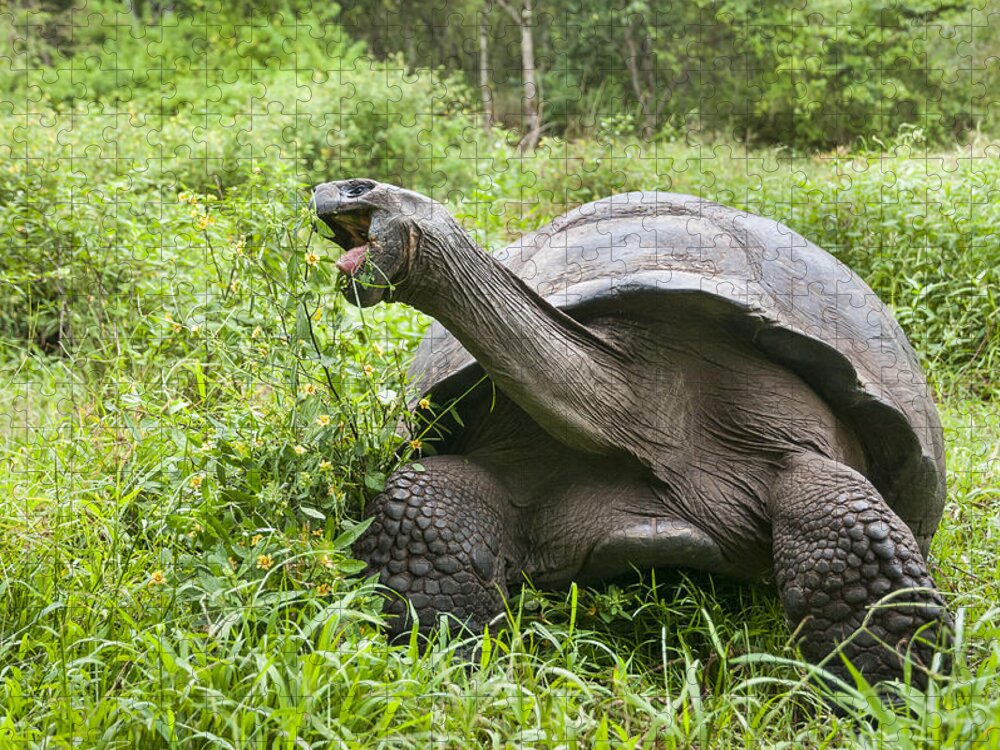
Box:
[313,181,374,251]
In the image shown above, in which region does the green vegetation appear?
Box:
[346,0,1000,148]
[1,2,998,746]
[9,0,1000,147]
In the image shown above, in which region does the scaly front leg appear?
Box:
[354,456,517,638]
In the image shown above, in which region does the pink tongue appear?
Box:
[336,245,368,275]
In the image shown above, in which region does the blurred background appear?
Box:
[8,0,1000,148]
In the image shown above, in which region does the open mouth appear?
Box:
[315,197,373,278]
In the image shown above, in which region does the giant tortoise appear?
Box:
[313,178,950,688]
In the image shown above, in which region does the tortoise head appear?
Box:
[313,179,453,307]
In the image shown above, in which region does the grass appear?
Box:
[0,307,998,747]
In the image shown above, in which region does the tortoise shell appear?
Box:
[408,192,945,551]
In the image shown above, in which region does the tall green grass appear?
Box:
[1,365,998,745]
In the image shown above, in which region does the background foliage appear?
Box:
[0,0,998,746]
[7,0,1000,148]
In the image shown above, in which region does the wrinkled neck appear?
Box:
[395,222,628,455]
[398,223,601,357]
[394,223,501,320]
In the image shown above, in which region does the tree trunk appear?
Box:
[623,16,658,140]
[480,2,494,132]
[518,0,541,151]
[498,0,542,151]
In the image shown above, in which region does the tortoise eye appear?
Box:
[343,182,373,199]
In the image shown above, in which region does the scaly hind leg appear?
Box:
[769,452,951,689]
[353,456,517,638]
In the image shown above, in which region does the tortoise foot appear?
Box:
[354,457,513,639]
[770,453,951,690]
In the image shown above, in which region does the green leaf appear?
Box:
[364,471,386,492]
[295,302,311,343]
[480,624,493,670]
[285,250,299,285]
[332,517,373,550]
[219,488,259,503]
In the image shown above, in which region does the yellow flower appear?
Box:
[256,554,273,570]
[409,439,422,451]
[229,279,241,294]
[363,364,374,376]
[320,555,333,568]
[189,474,204,489]
[301,383,318,396]
[418,398,431,410]
[251,326,262,339]
[316,414,331,427]
[197,215,214,230]
[294,444,307,456]
[312,308,322,322]
[251,534,263,546]
[147,570,166,587]
[316,583,331,596]
[319,460,333,471]
[305,252,320,267]
[312,528,323,537]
